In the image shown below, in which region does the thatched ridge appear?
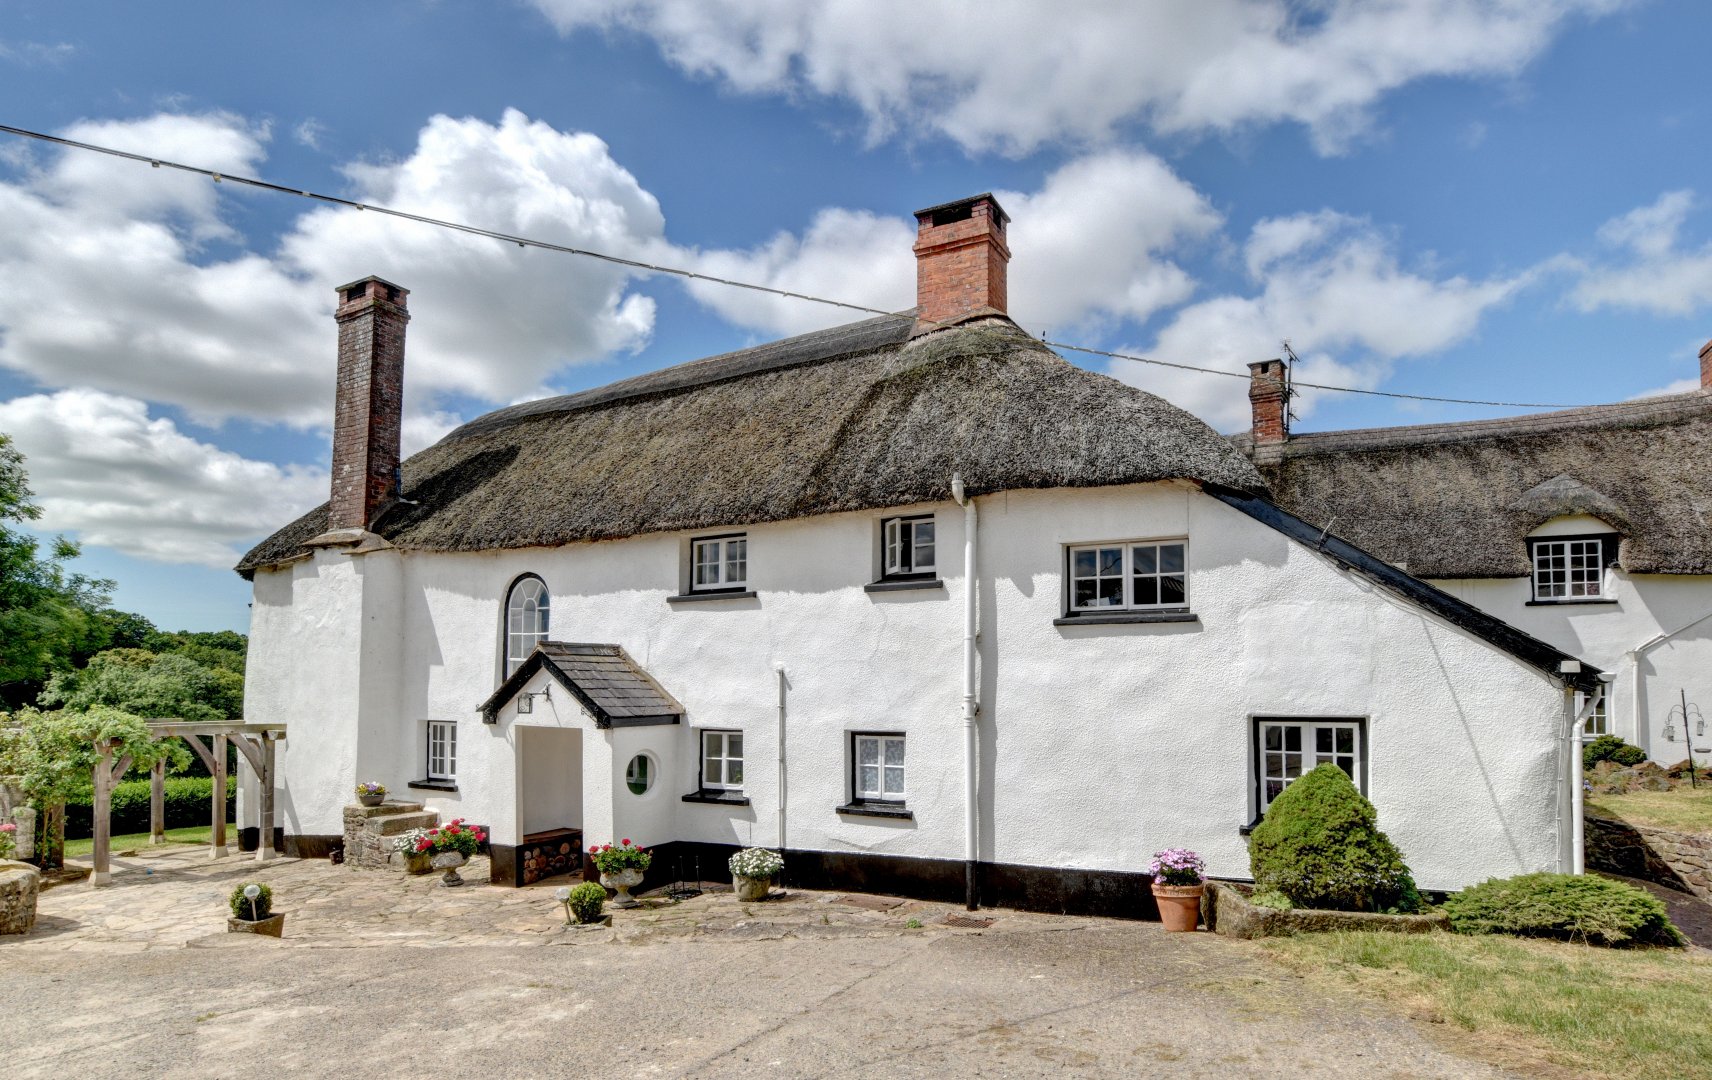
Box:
[238,316,1265,575]
[1234,389,1712,577]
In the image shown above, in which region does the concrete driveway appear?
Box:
[0,847,1509,1078]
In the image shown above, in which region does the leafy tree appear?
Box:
[0,434,115,708]
[40,649,244,726]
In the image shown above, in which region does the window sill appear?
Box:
[667,590,758,604]
[1238,818,1261,837]
[407,778,459,792]
[836,802,914,820]
[680,790,751,806]
[1524,599,1618,607]
[864,578,944,594]
[1053,610,1198,627]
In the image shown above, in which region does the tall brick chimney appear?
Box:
[912,193,1010,333]
[329,276,408,532]
[1248,359,1290,445]
[1700,338,1711,390]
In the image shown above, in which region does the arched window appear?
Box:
[504,576,550,676]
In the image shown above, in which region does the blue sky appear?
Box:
[1,0,1709,633]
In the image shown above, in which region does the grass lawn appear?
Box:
[62,823,235,858]
[1586,785,1712,834]
[1262,931,1712,1080]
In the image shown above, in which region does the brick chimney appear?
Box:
[329,276,409,532]
[1248,359,1290,445]
[912,193,1010,333]
[1700,338,1711,390]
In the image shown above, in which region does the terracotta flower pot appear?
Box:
[1152,882,1204,932]
[228,913,286,937]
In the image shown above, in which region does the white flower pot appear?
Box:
[602,867,645,908]
[733,874,773,902]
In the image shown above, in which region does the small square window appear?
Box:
[1529,536,1612,603]
[1067,539,1187,613]
[852,734,905,802]
[1254,719,1362,815]
[882,515,936,578]
[701,730,744,791]
[427,720,458,781]
[690,534,748,592]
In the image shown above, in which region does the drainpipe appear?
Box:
[774,662,787,858]
[1561,661,1607,875]
[951,474,979,911]
[1624,605,1712,755]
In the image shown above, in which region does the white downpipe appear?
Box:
[1624,605,1712,752]
[952,474,979,911]
[774,663,787,855]
[1563,667,1606,875]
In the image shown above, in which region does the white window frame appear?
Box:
[690,534,748,592]
[852,733,906,803]
[427,720,458,781]
[700,730,744,791]
[1530,536,1607,603]
[1254,718,1362,815]
[504,576,550,676]
[1575,691,1610,738]
[1066,539,1188,613]
[882,515,936,578]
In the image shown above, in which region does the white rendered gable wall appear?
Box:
[246,481,1570,890]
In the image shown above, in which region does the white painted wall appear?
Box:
[247,481,1575,891]
[1431,515,1712,765]
[518,727,580,836]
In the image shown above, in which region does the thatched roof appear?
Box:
[238,316,1265,576]
[1233,389,1712,577]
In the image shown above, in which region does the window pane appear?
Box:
[1264,726,1282,751]
[859,765,879,794]
[1073,550,1096,576]
[1316,728,1333,753]
[1097,578,1123,606]
[883,766,905,795]
[728,733,742,758]
[1266,779,1284,802]
[1133,546,1157,574]
[1098,548,1123,576]
[858,738,878,765]
[1160,575,1186,604]
[1073,580,1097,608]
[1335,728,1354,754]
[1284,727,1300,751]
[884,739,904,766]
[728,759,743,786]
[1160,544,1185,574]
[914,521,935,570]
[1133,577,1158,605]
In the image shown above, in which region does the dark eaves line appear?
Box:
[0,122,1592,412]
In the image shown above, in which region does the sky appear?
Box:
[1,0,1710,633]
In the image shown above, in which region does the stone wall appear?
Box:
[1585,815,1712,901]
[0,859,40,935]
[341,802,437,872]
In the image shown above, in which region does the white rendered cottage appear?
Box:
[237,194,1606,915]
[1236,352,1712,768]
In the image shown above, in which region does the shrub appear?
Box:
[1443,873,1685,948]
[589,839,651,875]
[61,776,236,839]
[1248,763,1422,913]
[228,881,273,921]
[568,881,607,924]
[1250,889,1293,911]
[1584,735,1647,770]
[729,847,784,880]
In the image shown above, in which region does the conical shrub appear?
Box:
[1248,762,1421,912]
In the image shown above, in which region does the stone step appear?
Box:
[364,811,440,837]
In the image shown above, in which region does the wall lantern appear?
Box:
[517,685,551,714]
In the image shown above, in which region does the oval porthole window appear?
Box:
[625,754,653,796]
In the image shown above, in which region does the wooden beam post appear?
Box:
[212,734,229,859]
[91,739,113,886]
[149,758,166,845]
[257,733,276,862]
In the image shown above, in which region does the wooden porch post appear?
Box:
[91,739,114,887]
[149,759,166,845]
[257,732,276,862]
[212,733,229,859]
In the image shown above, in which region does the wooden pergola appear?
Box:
[89,721,286,887]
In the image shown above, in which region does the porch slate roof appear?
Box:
[479,642,685,727]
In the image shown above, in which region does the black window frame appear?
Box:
[1525,532,1620,605]
[879,514,937,582]
[687,531,750,595]
[499,572,550,681]
[1244,716,1368,833]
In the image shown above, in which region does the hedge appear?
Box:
[1443,872,1685,947]
[60,776,236,840]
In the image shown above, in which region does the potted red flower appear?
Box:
[589,839,652,908]
[409,818,487,887]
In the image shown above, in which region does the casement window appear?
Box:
[427,720,458,781]
[1066,539,1187,612]
[1528,534,1617,603]
[853,734,906,802]
[1254,719,1363,815]
[882,515,936,578]
[700,730,744,791]
[504,575,550,676]
[691,534,748,592]
[1575,692,1610,738]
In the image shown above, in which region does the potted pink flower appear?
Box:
[1148,848,1205,932]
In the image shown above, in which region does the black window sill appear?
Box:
[1238,818,1261,837]
[407,778,458,792]
[1053,610,1199,627]
[836,802,914,820]
[1524,599,1618,607]
[680,790,751,806]
[667,590,758,604]
[864,578,944,594]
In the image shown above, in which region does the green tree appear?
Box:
[0,434,114,708]
[40,649,244,726]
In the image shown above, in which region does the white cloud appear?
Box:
[293,118,327,151]
[0,390,326,567]
[0,108,664,428]
[671,148,1219,337]
[0,39,74,66]
[531,0,1623,155]
[1114,211,1528,431]
[1570,191,1712,316]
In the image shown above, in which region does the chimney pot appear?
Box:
[912,193,1010,333]
[329,276,409,531]
[1700,338,1712,390]
[1248,359,1289,445]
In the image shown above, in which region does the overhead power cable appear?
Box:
[0,122,1593,411]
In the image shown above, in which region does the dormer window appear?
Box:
[690,534,747,592]
[1528,534,1618,604]
[882,515,935,579]
[504,575,550,676]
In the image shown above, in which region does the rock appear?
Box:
[0,858,41,935]
[1637,775,1674,792]
[1200,881,1449,939]
[1592,760,1625,777]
